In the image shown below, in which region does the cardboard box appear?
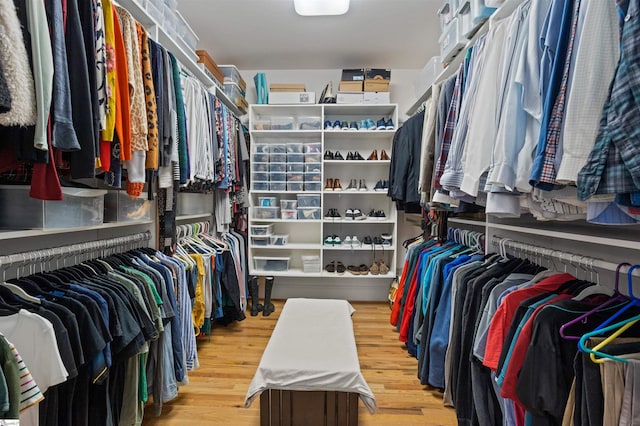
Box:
[364,80,389,92]
[363,91,390,104]
[364,68,391,92]
[268,91,316,104]
[336,92,364,104]
[270,84,306,92]
[339,81,363,92]
[341,68,365,81]
[195,50,225,85]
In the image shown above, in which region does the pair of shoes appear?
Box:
[362,236,373,246]
[381,233,393,246]
[344,235,361,248]
[368,209,387,220]
[325,178,343,191]
[324,208,341,219]
[345,179,368,191]
[373,180,389,192]
[369,259,390,275]
[325,261,346,274]
[380,149,390,160]
[345,208,366,220]
[347,264,370,275]
[324,150,345,160]
[330,121,358,131]
[346,151,365,161]
[376,118,395,130]
[359,118,376,130]
[324,235,342,245]
[367,150,378,161]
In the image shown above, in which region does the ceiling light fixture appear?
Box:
[294,0,349,16]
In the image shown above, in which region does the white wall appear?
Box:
[240,68,420,122]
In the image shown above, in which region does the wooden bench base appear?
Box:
[260,390,359,426]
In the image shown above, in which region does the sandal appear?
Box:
[358,264,369,275]
[378,260,390,275]
[336,261,346,275]
[370,260,380,275]
[325,261,336,273]
[347,265,360,275]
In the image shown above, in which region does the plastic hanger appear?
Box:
[0,283,41,304]
[578,313,640,364]
[590,263,640,332]
[560,263,630,340]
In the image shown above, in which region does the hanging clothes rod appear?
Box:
[490,236,640,278]
[0,231,151,270]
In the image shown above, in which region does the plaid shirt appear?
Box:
[433,64,464,190]
[578,0,640,200]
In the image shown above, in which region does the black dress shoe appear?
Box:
[334,151,345,160]
[324,150,334,160]
[353,151,365,160]
[346,152,354,160]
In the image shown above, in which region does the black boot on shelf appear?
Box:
[249,276,263,316]
[263,276,276,316]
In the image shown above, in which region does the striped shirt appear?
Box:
[8,343,43,411]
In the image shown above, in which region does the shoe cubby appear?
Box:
[248,103,398,287]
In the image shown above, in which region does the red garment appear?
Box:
[390,258,410,327]
[30,120,62,200]
[112,6,131,162]
[482,273,575,370]
[500,294,572,402]
[99,140,111,172]
[399,260,422,343]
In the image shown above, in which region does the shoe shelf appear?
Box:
[248,103,398,292]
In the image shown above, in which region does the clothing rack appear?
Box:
[176,221,211,239]
[490,235,640,279]
[0,231,151,272]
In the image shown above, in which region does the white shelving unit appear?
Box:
[248,104,399,301]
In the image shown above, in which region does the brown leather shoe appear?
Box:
[333,178,343,191]
[325,178,334,191]
[367,149,378,161]
[380,149,390,160]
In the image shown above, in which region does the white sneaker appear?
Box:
[351,236,361,248]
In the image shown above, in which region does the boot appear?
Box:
[249,276,263,316]
[263,276,275,316]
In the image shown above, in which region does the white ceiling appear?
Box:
[177,0,442,70]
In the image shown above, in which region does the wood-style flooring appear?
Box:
[142,300,457,425]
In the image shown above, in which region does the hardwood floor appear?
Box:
[142,300,457,426]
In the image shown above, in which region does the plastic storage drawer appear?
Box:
[287,153,304,163]
[253,119,271,130]
[254,143,270,153]
[219,65,244,87]
[269,162,286,173]
[258,197,277,207]
[281,209,298,220]
[287,143,304,153]
[253,162,269,172]
[223,82,245,106]
[253,153,270,163]
[301,255,321,273]
[104,191,152,222]
[297,194,321,207]
[286,163,304,173]
[304,172,321,182]
[251,236,270,246]
[288,182,304,191]
[280,200,298,210]
[253,206,279,220]
[304,142,322,153]
[304,153,322,163]
[440,17,466,64]
[270,172,286,182]
[254,181,269,191]
[269,182,286,191]
[304,163,321,173]
[304,182,322,191]
[287,172,304,183]
[0,186,106,229]
[271,116,295,130]
[254,256,290,272]
[269,234,289,246]
[298,116,322,130]
[252,172,269,182]
[250,224,273,236]
[270,144,287,154]
[270,153,286,163]
[145,0,163,24]
[438,0,459,30]
[297,207,321,220]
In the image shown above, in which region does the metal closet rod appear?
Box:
[0,231,152,269]
[490,235,640,276]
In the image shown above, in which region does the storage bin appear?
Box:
[438,0,458,30]
[304,163,321,173]
[270,144,287,154]
[176,192,213,216]
[304,172,321,182]
[297,194,321,207]
[287,172,304,183]
[250,224,273,236]
[253,162,269,172]
[270,153,286,163]
[269,162,286,173]
[219,65,246,90]
[440,17,466,64]
[298,116,322,130]
[468,0,497,25]
[457,1,475,37]
[253,181,269,191]
[223,82,245,107]
[286,162,304,173]
[287,143,304,153]
[253,206,280,220]
[301,255,321,273]
[251,236,270,246]
[287,182,304,191]
[145,0,163,24]
[270,182,287,191]
[304,182,322,191]
[254,256,290,272]
[281,209,298,220]
[254,143,270,153]
[304,142,322,153]
[304,153,322,163]
[163,0,177,9]
[163,5,177,34]
[258,197,277,207]
[253,172,269,181]
[269,234,289,246]
[178,19,199,52]
[270,172,286,182]
[0,186,107,229]
[104,191,153,223]
[414,56,443,97]
[297,207,321,220]
[271,117,295,130]
[253,153,270,163]
[280,200,298,210]
[253,119,271,130]
[287,153,304,163]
